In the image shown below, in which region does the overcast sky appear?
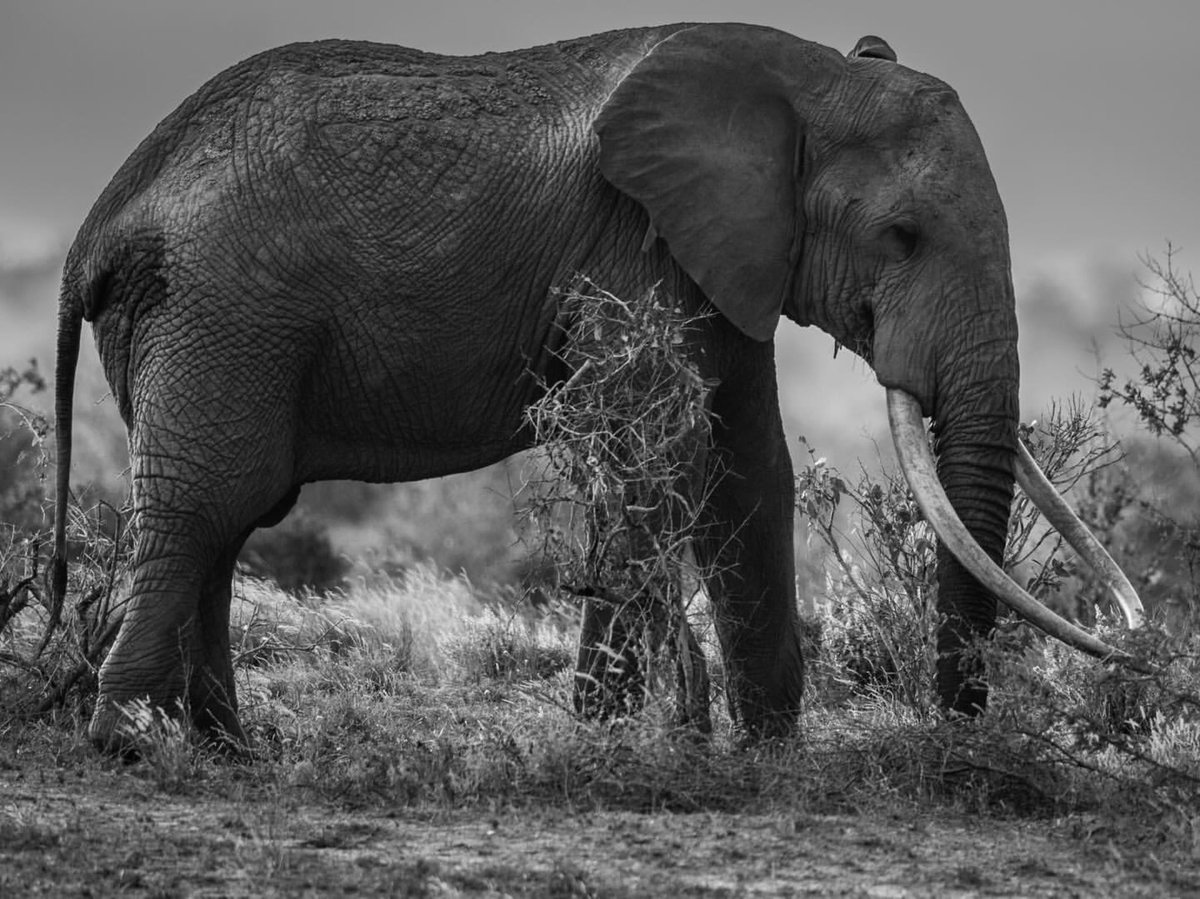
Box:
[2,0,1198,470]
[3,0,1197,277]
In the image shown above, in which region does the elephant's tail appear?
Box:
[50,265,85,610]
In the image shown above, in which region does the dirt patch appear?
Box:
[2,767,1191,897]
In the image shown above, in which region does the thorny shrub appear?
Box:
[521,279,718,728]
[0,495,132,720]
[1098,245,1200,619]
[0,359,49,535]
[0,359,134,719]
[796,437,938,708]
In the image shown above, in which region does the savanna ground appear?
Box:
[4,266,1200,897]
[4,570,1197,898]
[3,568,1198,898]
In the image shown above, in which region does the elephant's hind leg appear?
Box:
[190,487,300,748]
[90,443,297,753]
[89,528,240,751]
[185,540,250,749]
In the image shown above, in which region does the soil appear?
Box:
[2,765,1194,897]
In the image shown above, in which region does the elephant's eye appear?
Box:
[880,223,919,262]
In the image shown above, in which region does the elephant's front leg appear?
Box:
[694,349,804,737]
[90,389,296,753]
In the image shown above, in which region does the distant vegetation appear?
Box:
[1,250,1199,879]
[0,359,48,535]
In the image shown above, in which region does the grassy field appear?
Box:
[2,558,1199,897]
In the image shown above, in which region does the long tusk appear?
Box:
[1014,442,1145,628]
[887,389,1128,662]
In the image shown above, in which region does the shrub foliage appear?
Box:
[522,279,717,729]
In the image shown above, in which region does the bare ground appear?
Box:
[3,765,1194,898]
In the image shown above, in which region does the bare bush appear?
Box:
[1100,245,1200,460]
[799,399,1140,703]
[1096,245,1200,625]
[521,279,718,730]
[796,438,938,707]
[0,358,136,717]
[0,359,48,535]
[0,497,131,717]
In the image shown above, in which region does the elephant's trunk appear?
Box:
[930,361,1021,713]
[888,390,1138,712]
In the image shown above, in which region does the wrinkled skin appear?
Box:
[55,24,1018,749]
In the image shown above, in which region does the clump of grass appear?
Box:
[115,697,203,792]
[231,564,472,719]
[522,278,717,729]
[445,607,574,683]
[231,563,482,674]
[230,564,581,757]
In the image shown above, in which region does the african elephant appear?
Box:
[52,23,1141,751]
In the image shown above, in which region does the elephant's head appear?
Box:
[596,24,1141,711]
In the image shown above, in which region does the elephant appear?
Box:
[51,23,1142,751]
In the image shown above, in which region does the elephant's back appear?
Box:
[97,27,691,183]
[68,26,691,268]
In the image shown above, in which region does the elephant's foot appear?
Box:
[87,697,130,756]
[88,693,249,757]
[189,672,249,755]
[88,666,248,757]
[725,626,806,741]
[937,655,989,717]
[935,622,990,716]
[736,706,799,741]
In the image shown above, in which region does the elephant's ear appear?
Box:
[595,25,829,341]
[848,35,897,62]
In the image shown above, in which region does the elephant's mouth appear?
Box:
[849,303,876,366]
[887,389,1145,660]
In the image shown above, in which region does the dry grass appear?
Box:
[3,546,1200,894]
